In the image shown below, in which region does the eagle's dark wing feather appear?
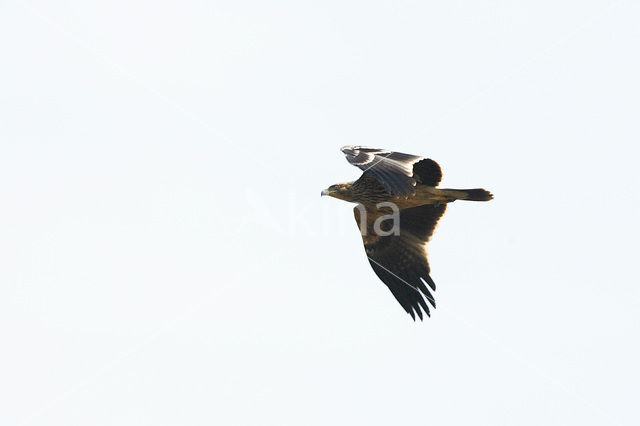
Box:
[354,204,446,320]
[341,146,442,196]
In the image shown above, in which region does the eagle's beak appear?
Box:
[321,188,329,197]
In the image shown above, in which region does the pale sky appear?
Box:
[1,1,639,425]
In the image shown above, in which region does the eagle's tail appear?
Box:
[459,188,493,201]
[440,188,493,202]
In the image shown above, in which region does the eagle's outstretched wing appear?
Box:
[353,203,446,320]
[341,146,442,196]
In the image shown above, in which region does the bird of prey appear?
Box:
[322,146,493,320]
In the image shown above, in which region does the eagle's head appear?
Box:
[321,182,354,201]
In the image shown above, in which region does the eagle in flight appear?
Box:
[322,146,493,320]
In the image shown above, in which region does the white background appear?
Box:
[2,1,639,425]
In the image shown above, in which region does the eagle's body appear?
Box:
[322,146,493,320]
